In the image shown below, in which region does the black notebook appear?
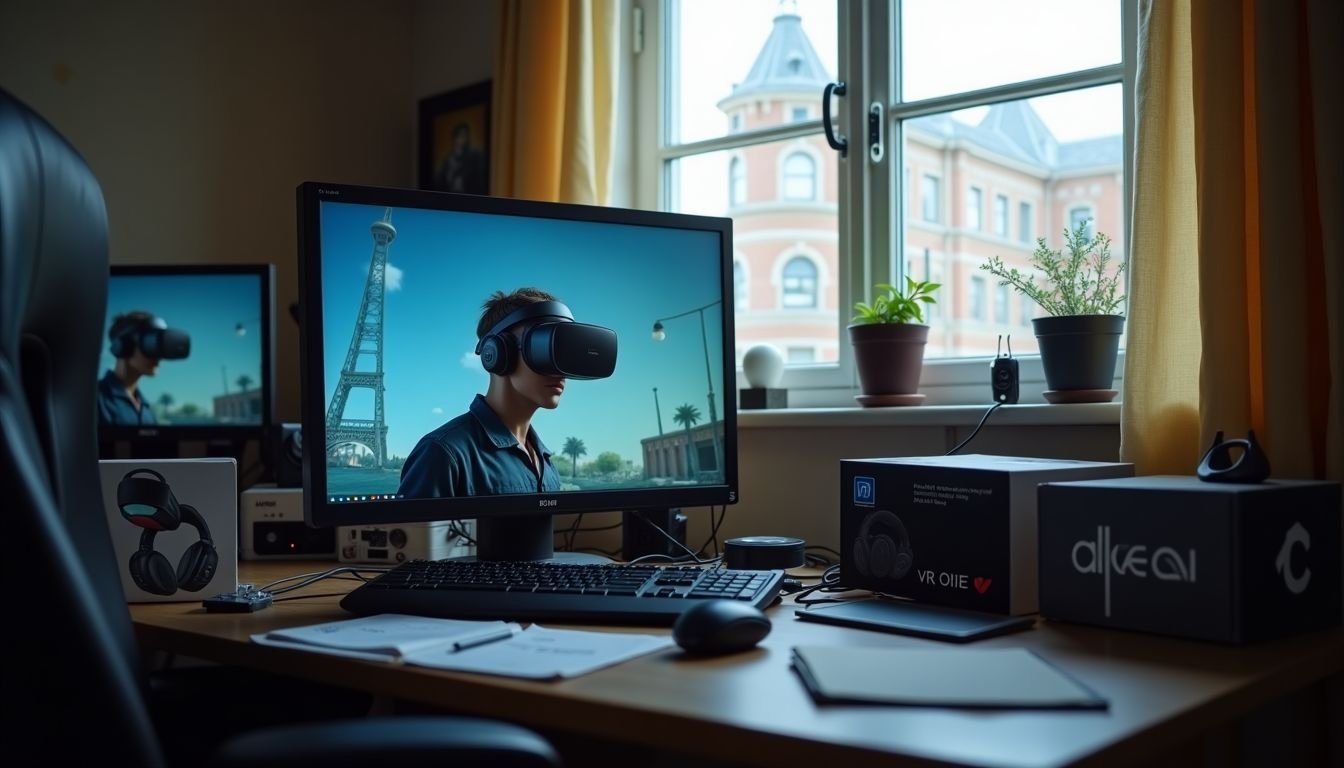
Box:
[791,646,1107,710]
[795,598,1035,642]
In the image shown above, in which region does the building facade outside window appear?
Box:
[1069,205,1096,239]
[995,283,1010,324]
[641,0,1128,401]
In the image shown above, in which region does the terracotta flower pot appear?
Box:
[848,323,929,395]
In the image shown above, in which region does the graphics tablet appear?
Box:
[794,598,1034,642]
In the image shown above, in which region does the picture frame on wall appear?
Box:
[418,80,491,195]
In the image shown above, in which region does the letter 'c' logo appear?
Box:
[1274,522,1311,595]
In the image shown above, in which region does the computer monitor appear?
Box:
[99,264,276,459]
[297,182,736,561]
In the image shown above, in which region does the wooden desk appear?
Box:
[131,561,1344,768]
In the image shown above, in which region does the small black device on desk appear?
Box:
[673,599,772,655]
[795,598,1034,642]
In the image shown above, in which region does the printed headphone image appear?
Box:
[852,509,914,581]
[109,314,192,360]
[117,468,218,595]
[474,299,618,380]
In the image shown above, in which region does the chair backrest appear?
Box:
[0,88,165,766]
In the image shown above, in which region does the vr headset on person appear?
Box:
[475,300,617,380]
[110,314,191,360]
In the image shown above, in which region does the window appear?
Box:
[791,106,809,122]
[994,194,1008,237]
[782,152,817,201]
[995,284,1010,324]
[734,259,748,310]
[1069,206,1096,240]
[969,276,986,321]
[921,174,941,222]
[640,0,1128,401]
[781,256,818,309]
[729,157,746,207]
[1021,295,1035,325]
[786,346,817,364]
[966,187,982,231]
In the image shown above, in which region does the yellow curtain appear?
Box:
[1122,0,1342,481]
[492,0,619,205]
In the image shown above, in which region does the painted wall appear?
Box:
[0,0,499,423]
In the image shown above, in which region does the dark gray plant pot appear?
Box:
[848,323,929,395]
[1033,314,1124,391]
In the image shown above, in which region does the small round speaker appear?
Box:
[724,536,806,571]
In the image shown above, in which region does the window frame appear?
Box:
[631,0,1136,406]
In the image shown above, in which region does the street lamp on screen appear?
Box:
[650,300,723,481]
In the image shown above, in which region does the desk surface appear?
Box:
[131,561,1344,768]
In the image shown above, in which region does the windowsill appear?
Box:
[738,401,1121,429]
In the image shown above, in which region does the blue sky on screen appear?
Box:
[102,273,264,418]
[318,201,726,464]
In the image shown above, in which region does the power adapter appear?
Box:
[991,335,1019,404]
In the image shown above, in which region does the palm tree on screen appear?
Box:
[672,403,701,479]
[236,374,253,393]
[563,437,587,479]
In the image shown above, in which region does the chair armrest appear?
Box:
[209,716,561,768]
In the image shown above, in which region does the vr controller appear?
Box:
[476,300,617,380]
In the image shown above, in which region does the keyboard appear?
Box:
[340,560,785,624]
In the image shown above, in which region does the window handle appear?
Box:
[868,102,885,164]
[823,81,847,157]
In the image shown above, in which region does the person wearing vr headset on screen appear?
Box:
[398,288,617,498]
[98,311,191,426]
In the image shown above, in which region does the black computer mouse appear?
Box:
[672,600,772,656]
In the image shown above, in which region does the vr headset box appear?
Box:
[841,455,1133,615]
[98,458,239,603]
[1039,476,1341,643]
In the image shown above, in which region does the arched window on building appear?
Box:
[733,260,748,310]
[729,157,746,207]
[782,152,816,201]
[1069,206,1096,240]
[781,256,818,309]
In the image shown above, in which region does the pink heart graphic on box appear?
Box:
[973,577,992,594]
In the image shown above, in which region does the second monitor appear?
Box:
[297,183,737,560]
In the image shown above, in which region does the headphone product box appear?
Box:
[1039,476,1341,643]
[337,520,474,564]
[840,454,1133,615]
[98,458,239,603]
[240,484,336,560]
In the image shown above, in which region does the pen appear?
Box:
[451,627,515,652]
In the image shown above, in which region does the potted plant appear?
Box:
[980,221,1126,402]
[849,277,940,406]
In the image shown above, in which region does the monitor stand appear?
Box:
[475,514,610,564]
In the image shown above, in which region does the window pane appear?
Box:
[966,187,982,231]
[903,85,1125,358]
[900,0,1121,101]
[672,0,837,145]
[669,138,839,365]
[783,152,818,200]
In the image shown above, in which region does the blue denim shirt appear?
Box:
[398,394,561,498]
[96,370,157,427]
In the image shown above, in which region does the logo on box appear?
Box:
[853,476,875,507]
[1070,525,1198,617]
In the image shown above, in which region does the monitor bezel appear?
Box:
[99,263,277,443]
[297,182,739,529]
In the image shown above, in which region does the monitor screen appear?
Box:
[297,183,737,559]
[99,264,276,447]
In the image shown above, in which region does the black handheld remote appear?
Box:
[991,357,1019,404]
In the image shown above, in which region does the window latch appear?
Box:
[868,102,885,164]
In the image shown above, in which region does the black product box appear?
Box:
[1039,476,1342,643]
[840,455,1133,615]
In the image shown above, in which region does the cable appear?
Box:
[695,505,727,558]
[805,545,841,559]
[256,566,390,596]
[638,514,705,562]
[946,401,1004,455]
[272,592,349,603]
[627,552,724,566]
[448,520,476,546]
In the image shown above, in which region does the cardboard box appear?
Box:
[840,454,1133,614]
[99,458,238,602]
[1039,475,1341,643]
